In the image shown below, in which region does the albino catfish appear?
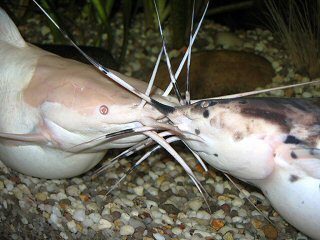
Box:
[163,97,320,239]
[0,8,192,180]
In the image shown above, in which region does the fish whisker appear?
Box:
[104,136,180,196]
[92,131,174,178]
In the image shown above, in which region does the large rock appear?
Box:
[155,50,275,99]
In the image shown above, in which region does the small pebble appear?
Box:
[133,186,144,196]
[120,225,135,235]
[223,232,234,240]
[73,209,86,222]
[187,198,203,211]
[98,219,113,230]
[67,220,77,233]
[196,210,211,220]
[153,233,165,240]
[66,185,80,197]
[35,192,48,201]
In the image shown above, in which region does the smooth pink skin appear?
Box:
[24,48,161,122]
[0,42,170,178]
[20,45,167,149]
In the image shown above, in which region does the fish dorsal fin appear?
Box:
[0,8,26,48]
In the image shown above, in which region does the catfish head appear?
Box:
[166,97,320,182]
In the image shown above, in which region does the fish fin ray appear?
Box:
[0,132,48,144]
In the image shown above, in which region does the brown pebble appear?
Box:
[59,198,71,209]
[262,224,278,239]
[76,222,83,232]
[220,204,231,215]
[10,175,21,184]
[35,192,48,202]
[252,219,263,229]
[211,219,225,231]
[113,219,122,231]
[179,224,186,230]
[79,194,90,202]
[194,163,206,175]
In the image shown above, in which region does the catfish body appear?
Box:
[0,8,173,179]
[168,97,320,239]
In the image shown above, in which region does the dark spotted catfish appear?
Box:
[165,97,320,239]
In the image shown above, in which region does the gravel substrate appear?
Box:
[1,8,319,240]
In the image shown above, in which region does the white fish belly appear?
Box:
[259,167,320,240]
[0,144,104,178]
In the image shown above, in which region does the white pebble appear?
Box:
[66,185,80,197]
[145,199,158,208]
[151,209,162,219]
[215,183,224,194]
[52,206,62,217]
[73,208,86,222]
[153,233,165,240]
[238,208,248,217]
[232,216,243,223]
[56,192,67,200]
[21,217,28,224]
[86,202,98,211]
[162,214,174,225]
[121,212,131,222]
[172,227,182,235]
[196,210,211,220]
[89,213,101,223]
[302,92,313,98]
[133,186,144,196]
[146,186,158,196]
[160,181,170,192]
[83,217,94,228]
[188,198,203,211]
[67,220,77,233]
[212,209,225,219]
[130,209,139,216]
[60,232,68,240]
[232,198,244,207]
[98,219,113,230]
[193,230,212,238]
[50,213,60,225]
[4,179,14,191]
[120,225,135,235]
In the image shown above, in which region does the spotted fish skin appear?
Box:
[167,97,320,239]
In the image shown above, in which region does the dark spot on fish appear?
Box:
[284,135,301,145]
[238,100,247,104]
[301,201,305,204]
[214,153,218,157]
[291,151,298,159]
[151,99,175,114]
[195,129,200,135]
[203,109,209,118]
[240,108,289,132]
[289,174,299,182]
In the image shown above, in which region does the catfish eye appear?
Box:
[200,101,209,108]
[99,105,108,115]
